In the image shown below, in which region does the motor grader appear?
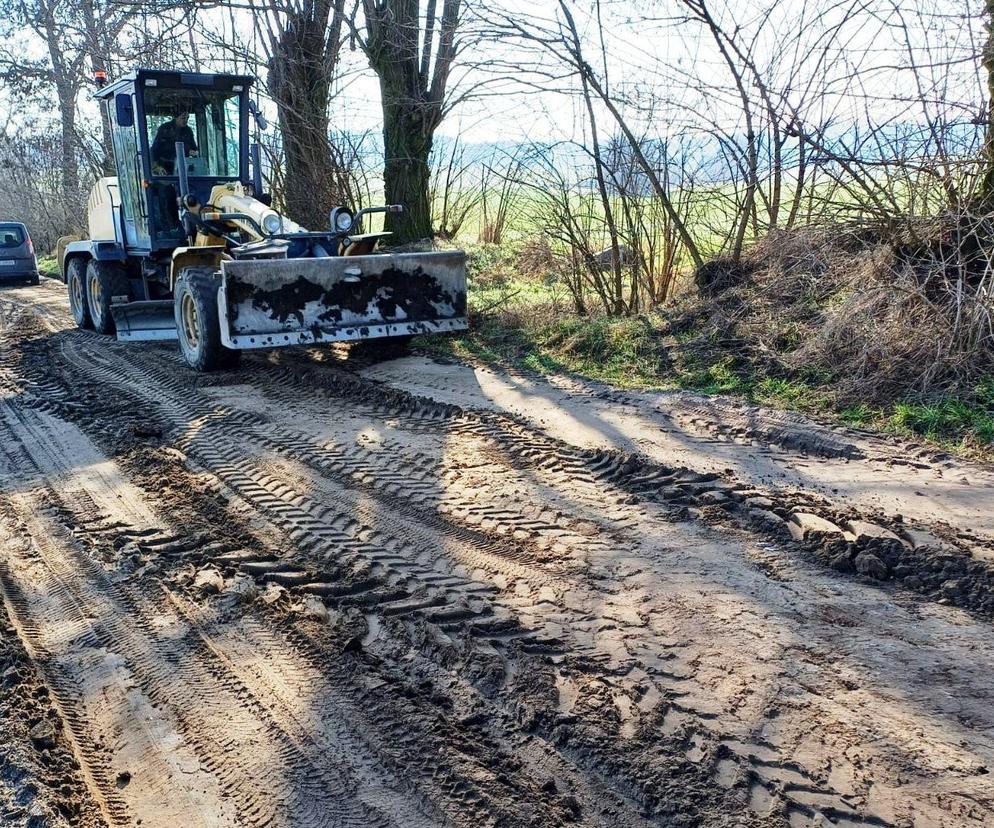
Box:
[58,69,467,371]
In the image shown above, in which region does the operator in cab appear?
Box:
[151,109,199,175]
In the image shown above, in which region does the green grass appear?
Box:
[836,383,994,448]
[36,253,59,277]
[890,398,994,444]
[838,403,876,426]
[675,355,752,395]
[430,315,670,388]
[753,377,821,408]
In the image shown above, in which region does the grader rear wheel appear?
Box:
[67,258,92,330]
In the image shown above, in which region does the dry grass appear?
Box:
[677,221,994,404]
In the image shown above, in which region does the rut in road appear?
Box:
[0,282,993,828]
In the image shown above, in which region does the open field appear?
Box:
[1,279,993,827]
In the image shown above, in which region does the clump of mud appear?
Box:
[585,444,994,618]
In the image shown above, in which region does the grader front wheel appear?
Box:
[173,267,241,372]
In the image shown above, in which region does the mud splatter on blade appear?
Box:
[218,251,468,350]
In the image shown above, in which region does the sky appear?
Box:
[2,0,988,159]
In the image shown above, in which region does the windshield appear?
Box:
[145,88,241,178]
[0,225,26,248]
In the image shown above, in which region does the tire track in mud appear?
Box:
[0,406,662,828]
[362,356,987,475]
[50,343,735,820]
[21,321,899,826]
[267,355,994,620]
[358,358,866,464]
[0,408,452,828]
[2,301,674,825]
[5,287,988,826]
[1,302,744,816]
[0,546,110,828]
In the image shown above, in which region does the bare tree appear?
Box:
[980,0,994,205]
[484,1,706,271]
[477,149,523,245]
[5,0,93,206]
[1,0,191,211]
[430,137,482,240]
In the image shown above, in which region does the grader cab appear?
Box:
[60,69,467,371]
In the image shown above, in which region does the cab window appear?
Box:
[144,88,241,178]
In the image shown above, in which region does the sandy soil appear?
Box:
[0,279,991,827]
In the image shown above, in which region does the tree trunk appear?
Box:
[37,1,82,213]
[359,0,461,245]
[78,0,115,175]
[268,57,343,228]
[381,99,433,242]
[265,2,348,228]
[981,0,994,207]
[271,78,340,226]
[55,79,80,211]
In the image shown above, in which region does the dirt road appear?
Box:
[1,280,992,828]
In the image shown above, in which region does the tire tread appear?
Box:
[174,267,241,372]
[86,260,129,335]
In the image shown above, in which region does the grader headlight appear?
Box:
[330,207,354,234]
[262,213,282,235]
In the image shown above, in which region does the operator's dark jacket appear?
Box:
[151,120,198,172]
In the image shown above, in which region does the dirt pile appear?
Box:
[580,444,994,617]
[683,223,994,403]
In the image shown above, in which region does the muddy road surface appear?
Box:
[0,280,992,828]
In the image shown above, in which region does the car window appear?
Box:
[0,225,26,248]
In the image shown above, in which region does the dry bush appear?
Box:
[679,222,994,403]
[515,235,555,277]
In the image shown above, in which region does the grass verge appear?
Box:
[421,311,994,459]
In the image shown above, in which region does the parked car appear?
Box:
[0,222,40,285]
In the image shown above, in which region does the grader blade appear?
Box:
[111,300,179,342]
[218,251,468,350]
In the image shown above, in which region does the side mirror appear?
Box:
[248,100,269,132]
[115,94,134,128]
